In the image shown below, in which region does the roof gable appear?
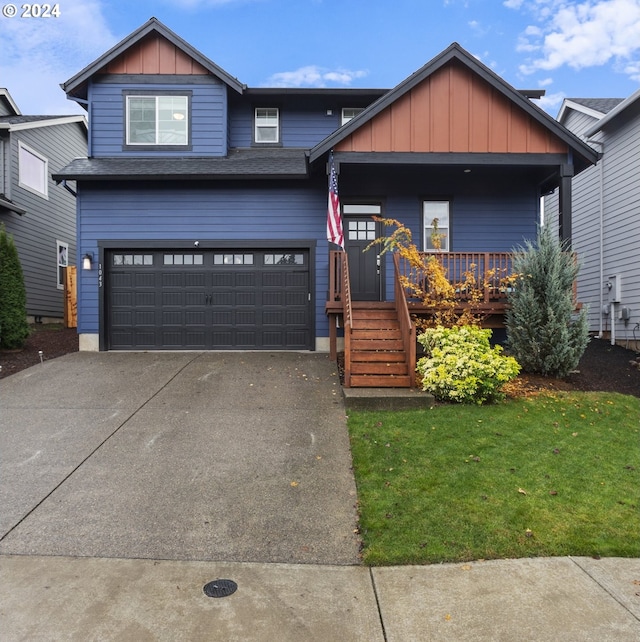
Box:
[557,98,624,124]
[62,17,245,102]
[0,89,21,116]
[310,43,598,166]
[335,59,566,154]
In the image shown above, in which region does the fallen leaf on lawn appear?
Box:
[572,432,578,437]
[525,528,533,538]
[518,488,528,495]
[549,490,558,496]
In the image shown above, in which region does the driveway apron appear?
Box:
[0,351,360,565]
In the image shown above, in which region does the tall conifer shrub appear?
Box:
[506,225,589,378]
[0,223,30,349]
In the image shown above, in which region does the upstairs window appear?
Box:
[423,200,450,251]
[341,108,364,126]
[126,94,190,146]
[254,108,279,143]
[18,141,48,198]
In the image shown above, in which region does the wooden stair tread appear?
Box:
[349,374,412,388]
[344,301,414,389]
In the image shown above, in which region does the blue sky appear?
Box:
[2,0,640,116]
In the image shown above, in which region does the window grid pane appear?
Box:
[128,96,188,145]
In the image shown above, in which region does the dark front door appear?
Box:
[343,205,384,301]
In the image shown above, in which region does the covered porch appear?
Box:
[326,249,514,388]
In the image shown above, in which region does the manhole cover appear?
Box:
[203,579,238,598]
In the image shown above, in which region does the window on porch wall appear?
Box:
[423,200,450,251]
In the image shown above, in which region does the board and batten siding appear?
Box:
[76,182,330,338]
[89,77,227,157]
[4,121,86,318]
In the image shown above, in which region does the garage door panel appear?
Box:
[107,248,311,350]
[212,292,233,306]
[135,273,155,287]
[135,311,155,325]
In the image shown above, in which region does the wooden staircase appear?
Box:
[347,302,413,388]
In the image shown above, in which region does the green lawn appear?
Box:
[348,391,640,565]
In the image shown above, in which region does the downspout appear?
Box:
[587,139,605,338]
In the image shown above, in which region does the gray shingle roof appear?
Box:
[0,115,74,124]
[52,148,309,182]
[568,98,625,114]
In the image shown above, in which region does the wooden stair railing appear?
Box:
[327,251,414,388]
[393,253,417,388]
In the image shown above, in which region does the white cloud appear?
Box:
[264,65,369,88]
[511,0,640,77]
[0,0,118,113]
[536,90,566,111]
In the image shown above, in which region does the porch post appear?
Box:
[558,163,574,248]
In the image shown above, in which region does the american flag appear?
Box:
[326,152,344,249]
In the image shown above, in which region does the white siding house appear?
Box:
[546,96,640,348]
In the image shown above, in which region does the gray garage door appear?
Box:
[106,249,311,350]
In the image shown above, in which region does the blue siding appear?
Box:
[76,182,331,336]
[228,104,341,148]
[78,170,540,343]
[89,78,227,157]
[338,168,539,302]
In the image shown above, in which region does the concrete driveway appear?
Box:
[0,351,360,565]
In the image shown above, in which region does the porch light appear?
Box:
[82,252,93,270]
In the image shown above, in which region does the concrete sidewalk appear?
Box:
[1,352,639,640]
[2,555,639,640]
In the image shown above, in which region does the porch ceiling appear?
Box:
[325,152,568,193]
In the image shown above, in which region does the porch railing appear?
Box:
[396,252,514,305]
[336,251,354,387]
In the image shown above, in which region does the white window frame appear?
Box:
[18,141,48,198]
[341,108,364,126]
[126,95,189,146]
[254,108,279,143]
[423,200,450,252]
[57,240,68,290]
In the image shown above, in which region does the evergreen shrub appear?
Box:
[506,225,589,378]
[0,224,30,349]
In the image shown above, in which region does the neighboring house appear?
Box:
[54,18,597,385]
[546,95,639,346]
[0,88,87,321]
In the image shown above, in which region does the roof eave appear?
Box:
[584,87,640,137]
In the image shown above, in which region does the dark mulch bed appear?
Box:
[1,326,639,397]
[338,335,639,398]
[0,324,79,379]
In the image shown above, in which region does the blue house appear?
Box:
[54,18,597,386]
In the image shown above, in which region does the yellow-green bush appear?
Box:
[417,326,520,404]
